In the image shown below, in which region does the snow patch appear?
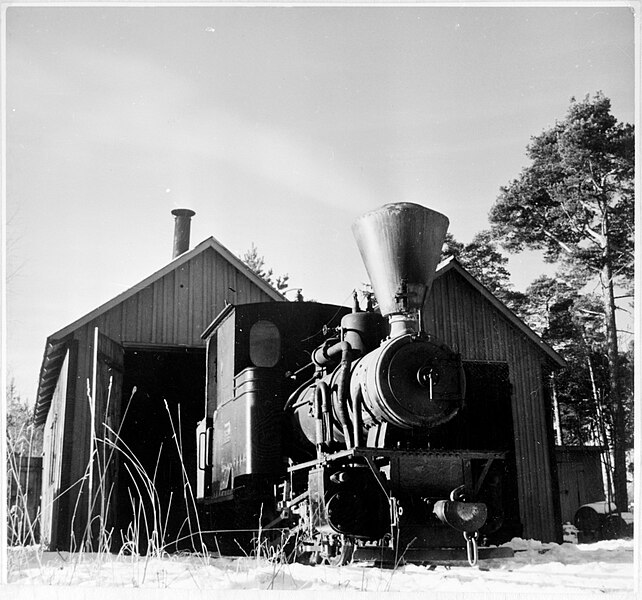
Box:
[6,538,635,594]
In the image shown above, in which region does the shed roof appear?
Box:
[34,237,286,425]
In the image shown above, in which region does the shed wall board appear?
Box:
[41,350,69,548]
[41,343,81,549]
[92,331,125,536]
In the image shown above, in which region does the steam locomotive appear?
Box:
[195,203,515,565]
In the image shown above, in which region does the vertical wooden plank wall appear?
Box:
[426,269,558,542]
[556,448,606,523]
[9,455,43,543]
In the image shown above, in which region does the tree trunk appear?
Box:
[586,352,614,507]
[602,252,628,512]
[550,374,563,446]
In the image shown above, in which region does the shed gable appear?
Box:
[35,238,284,425]
[84,245,280,347]
[430,258,564,367]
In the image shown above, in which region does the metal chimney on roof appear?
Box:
[171,208,196,258]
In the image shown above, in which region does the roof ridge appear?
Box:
[46,236,285,341]
[435,258,565,367]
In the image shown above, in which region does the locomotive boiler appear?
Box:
[196,203,515,565]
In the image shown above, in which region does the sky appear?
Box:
[3,3,638,403]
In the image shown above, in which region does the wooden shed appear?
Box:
[35,231,565,549]
[424,257,565,543]
[555,446,606,524]
[34,231,285,550]
[8,454,43,545]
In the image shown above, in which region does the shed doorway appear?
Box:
[116,347,205,552]
[429,361,522,542]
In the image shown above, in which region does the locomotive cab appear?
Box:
[196,302,349,512]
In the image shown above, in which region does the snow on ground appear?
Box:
[5,538,636,596]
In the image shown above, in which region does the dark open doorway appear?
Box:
[116,347,205,552]
[431,361,515,450]
[429,361,522,542]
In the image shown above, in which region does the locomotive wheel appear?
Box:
[309,534,355,566]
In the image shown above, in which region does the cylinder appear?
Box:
[340,311,387,356]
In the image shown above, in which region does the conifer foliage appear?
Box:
[6,379,42,457]
[241,243,290,293]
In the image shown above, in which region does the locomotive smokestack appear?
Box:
[352,203,449,336]
[171,208,196,258]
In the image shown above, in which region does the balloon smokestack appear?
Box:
[352,203,449,336]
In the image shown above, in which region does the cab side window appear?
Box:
[249,320,281,367]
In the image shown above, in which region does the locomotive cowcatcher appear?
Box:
[196,203,516,565]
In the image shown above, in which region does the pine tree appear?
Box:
[241,243,290,293]
[442,230,527,312]
[6,379,43,456]
[489,94,634,510]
